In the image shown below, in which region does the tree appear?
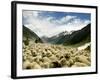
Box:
[23,37,30,45]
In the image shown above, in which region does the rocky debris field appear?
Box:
[23,42,91,69]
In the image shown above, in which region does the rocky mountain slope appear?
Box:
[41,24,91,46]
[23,25,43,45]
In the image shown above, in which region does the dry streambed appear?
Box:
[23,42,91,69]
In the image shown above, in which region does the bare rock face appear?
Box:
[23,42,91,69]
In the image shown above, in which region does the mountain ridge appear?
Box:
[23,25,43,45]
[41,23,91,45]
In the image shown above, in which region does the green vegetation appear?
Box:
[23,25,43,44]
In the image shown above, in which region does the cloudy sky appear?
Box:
[22,10,90,37]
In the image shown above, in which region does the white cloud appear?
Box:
[51,15,77,25]
[23,11,90,37]
[32,11,39,17]
[23,11,40,24]
[60,15,77,23]
[23,10,39,18]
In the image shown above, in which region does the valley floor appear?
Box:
[23,42,91,69]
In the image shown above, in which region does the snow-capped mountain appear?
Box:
[41,23,91,45]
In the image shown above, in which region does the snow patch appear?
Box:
[78,42,91,50]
